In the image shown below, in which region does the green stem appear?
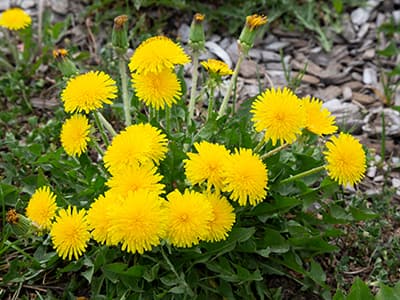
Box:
[96,111,117,137]
[188,50,200,125]
[253,138,266,154]
[280,165,326,184]
[206,84,215,121]
[260,143,290,160]
[218,52,245,118]
[93,111,110,147]
[91,137,104,156]
[119,56,131,126]
[165,105,171,135]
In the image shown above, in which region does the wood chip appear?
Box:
[353,92,376,105]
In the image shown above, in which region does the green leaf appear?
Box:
[309,260,326,286]
[332,0,343,13]
[349,207,378,221]
[333,290,346,300]
[376,283,400,300]
[289,236,338,254]
[252,196,301,217]
[377,42,398,57]
[261,228,290,254]
[102,262,127,274]
[347,277,373,300]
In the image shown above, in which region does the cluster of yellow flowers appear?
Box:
[10,8,367,261]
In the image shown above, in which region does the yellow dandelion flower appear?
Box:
[302,96,337,135]
[50,206,90,260]
[324,133,366,186]
[128,36,190,74]
[103,123,168,175]
[0,8,31,30]
[223,148,268,206]
[61,71,117,113]
[132,68,182,110]
[106,163,165,197]
[203,193,235,242]
[87,191,120,245]
[107,190,167,254]
[246,14,268,30]
[165,189,213,248]
[60,114,91,157]
[201,59,233,76]
[251,87,306,146]
[25,186,57,231]
[184,141,230,191]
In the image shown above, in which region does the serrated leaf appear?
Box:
[347,277,373,300]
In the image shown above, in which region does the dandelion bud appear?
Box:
[6,209,32,236]
[53,48,78,77]
[189,13,205,51]
[112,15,129,53]
[238,14,267,55]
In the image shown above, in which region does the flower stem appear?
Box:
[93,112,110,147]
[91,137,104,156]
[206,84,215,121]
[188,50,200,125]
[165,105,171,135]
[280,165,326,184]
[118,56,131,126]
[95,111,117,137]
[253,138,266,154]
[218,52,245,118]
[260,143,290,160]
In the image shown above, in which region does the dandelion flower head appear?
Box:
[0,8,31,30]
[324,133,366,187]
[61,71,117,113]
[246,14,268,30]
[223,148,268,206]
[165,189,213,248]
[184,141,230,191]
[204,193,235,242]
[60,114,91,157]
[50,206,90,260]
[302,96,337,136]
[103,123,168,175]
[251,87,305,146]
[201,59,233,77]
[106,163,165,197]
[26,186,57,231]
[129,36,190,74]
[107,190,167,254]
[132,68,182,110]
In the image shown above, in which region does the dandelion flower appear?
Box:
[26,186,57,231]
[50,206,90,260]
[251,87,305,146]
[184,141,230,191]
[132,68,182,110]
[165,189,213,247]
[128,36,190,74]
[201,59,233,76]
[103,123,168,175]
[223,148,268,206]
[60,114,91,157]
[204,193,235,242]
[324,133,366,186]
[106,163,165,197]
[87,192,120,245]
[245,14,268,30]
[0,8,31,30]
[302,96,337,135]
[107,190,167,254]
[61,71,117,113]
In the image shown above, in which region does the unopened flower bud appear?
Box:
[112,15,129,54]
[189,13,205,51]
[238,14,268,55]
[53,48,78,77]
[6,209,32,236]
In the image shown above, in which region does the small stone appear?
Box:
[248,49,263,61]
[362,49,376,60]
[220,37,231,49]
[291,73,320,85]
[267,70,287,87]
[395,86,400,106]
[261,50,281,62]
[363,67,378,85]
[342,14,357,41]
[363,107,400,137]
[357,23,370,40]
[205,41,232,68]
[374,175,384,182]
[392,178,400,189]
[51,0,69,15]
[367,166,377,178]
[394,11,400,24]
[239,59,265,78]
[265,41,289,51]
[0,0,10,10]
[177,24,190,43]
[21,0,35,9]
[351,8,370,25]
[343,86,353,101]
[352,72,363,81]
[353,92,375,105]
[323,99,364,132]
[265,62,283,70]
[226,42,239,63]
[316,86,342,101]
[209,34,221,43]
[343,81,364,91]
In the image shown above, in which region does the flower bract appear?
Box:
[60,114,91,157]
[26,186,57,231]
[302,96,337,135]
[251,87,305,146]
[50,206,90,260]
[61,71,117,113]
[324,133,366,186]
